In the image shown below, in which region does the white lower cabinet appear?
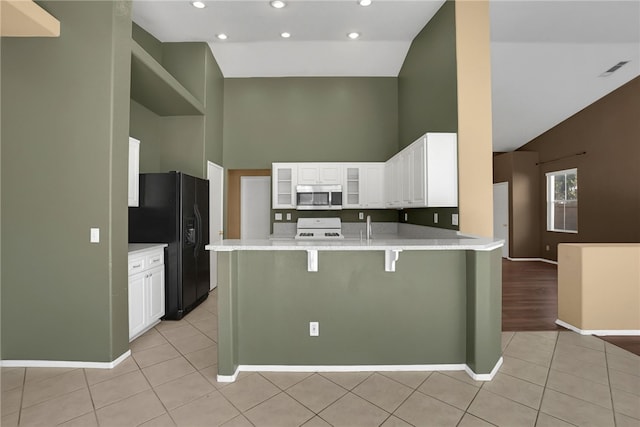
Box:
[128,246,166,341]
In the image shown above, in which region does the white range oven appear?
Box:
[294,218,344,240]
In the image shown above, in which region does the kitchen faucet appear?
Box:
[366,215,372,241]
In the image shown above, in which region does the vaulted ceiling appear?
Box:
[133,0,640,152]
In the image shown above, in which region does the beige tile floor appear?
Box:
[2,289,639,427]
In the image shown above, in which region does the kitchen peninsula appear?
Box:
[206,234,503,382]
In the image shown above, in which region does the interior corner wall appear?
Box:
[493,151,541,258]
[222,77,398,169]
[397,0,458,148]
[1,1,132,362]
[129,40,224,178]
[203,46,224,168]
[519,76,640,261]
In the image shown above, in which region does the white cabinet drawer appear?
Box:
[128,257,145,275]
[146,251,164,269]
[128,248,164,276]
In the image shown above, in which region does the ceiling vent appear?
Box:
[600,61,630,77]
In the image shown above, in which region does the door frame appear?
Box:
[227,169,271,239]
[493,181,509,258]
[207,161,224,290]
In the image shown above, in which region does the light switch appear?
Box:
[359,212,364,220]
[275,213,283,221]
[452,214,459,226]
[90,228,100,243]
[433,213,438,223]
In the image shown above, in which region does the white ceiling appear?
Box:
[132,0,640,152]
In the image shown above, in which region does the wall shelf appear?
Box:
[130,40,205,116]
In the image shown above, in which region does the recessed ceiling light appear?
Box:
[358,0,372,6]
[270,0,286,8]
[348,32,360,40]
[217,33,228,40]
[281,32,291,38]
[191,1,206,9]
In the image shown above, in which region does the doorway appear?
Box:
[227,169,272,239]
[241,176,271,239]
[207,161,224,290]
[493,182,509,258]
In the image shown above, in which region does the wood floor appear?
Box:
[501,259,640,356]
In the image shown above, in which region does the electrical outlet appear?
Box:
[434,213,438,223]
[286,213,292,221]
[404,213,408,221]
[275,213,282,221]
[451,214,459,226]
[546,245,550,251]
[359,212,364,220]
[309,321,319,337]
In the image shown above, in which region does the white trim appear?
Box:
[506,257,558,265]
[465,357,503,381]
[217,368,240,383]
[0,350,132,370]
[556,319,640,336]
[217,360,504,382]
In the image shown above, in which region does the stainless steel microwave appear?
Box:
[295,185,343,210]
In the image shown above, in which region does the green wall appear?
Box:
[217,248,502,375]
[398,0,458,147]
[397,0,459,229]
[1,1,132,362]
[130,27,224,178]
[222,77,399,169]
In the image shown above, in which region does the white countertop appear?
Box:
[128,243,168,255]
[206,237,503,252]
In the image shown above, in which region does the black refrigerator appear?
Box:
[129,172,210,320]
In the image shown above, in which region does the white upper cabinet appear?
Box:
[128,137,140,207]
[361,163,385,208]
[297,163,342,185]
[385,155,402,208]
[342,163,385,209]
[384,132,458,208]
[424,133,458,207]
[272,163,297,209]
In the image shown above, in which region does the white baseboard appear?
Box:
[506,257,558,265]
[465,357,503,381]
[217,359,503,383]
[217,368,239,383]
[556,319,640,336]
[0,350,131,369]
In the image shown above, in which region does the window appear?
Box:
[546,168,578,233]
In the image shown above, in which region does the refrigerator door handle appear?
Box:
[194,203,202,258]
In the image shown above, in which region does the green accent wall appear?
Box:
[217,248,502,375]
[400,207,460,230]
[129,29,225,177]
[272,209,399,225]
[222,77,399,169]
[397,0,459,230]
[398,0,458,147]
[1,1,132,362]
[132,22,163,64]
[465,249,502,373]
